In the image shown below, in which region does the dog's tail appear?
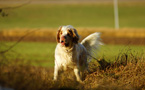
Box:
[81,32,103,63]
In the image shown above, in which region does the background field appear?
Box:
[0,2,145,29]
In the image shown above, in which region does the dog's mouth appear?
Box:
[61,40,65,45]
[61,40,69,47]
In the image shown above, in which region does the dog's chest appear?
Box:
[55,44,80,69]
[57,48,78,69]
[61,50,77,65]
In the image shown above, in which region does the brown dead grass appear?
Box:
[0,28,145,45]
[0,50,145,90]
[1,28,145,38]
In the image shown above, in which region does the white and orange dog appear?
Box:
[54,25,102,82]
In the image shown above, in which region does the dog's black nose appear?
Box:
[61,40,64,43]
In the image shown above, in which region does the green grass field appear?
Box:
[0,42,56,67]
[1,41,145,67]
[1,3,145,29]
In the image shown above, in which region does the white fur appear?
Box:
[61,25,74,36]
[81,32,102,62]
[54,25,102,82]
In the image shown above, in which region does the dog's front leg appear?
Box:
[54,65,59,81]
[74,68,82,83]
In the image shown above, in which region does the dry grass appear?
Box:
[0,50,145,90]
[1,28,145,38]
[1,28,145,45]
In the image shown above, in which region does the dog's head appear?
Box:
[57,25,79,47]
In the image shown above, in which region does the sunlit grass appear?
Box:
[1,41,145,67]
[97,44,145,62]
[0,41,56,67]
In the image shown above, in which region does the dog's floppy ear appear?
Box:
[56,26,62,43]
[71,28,79,44]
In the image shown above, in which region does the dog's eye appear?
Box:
[68,30,73,35]
[68,30,72,33]
[67,33,70,36]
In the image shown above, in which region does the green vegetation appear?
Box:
[1,3,145,29]
[1,41,145,67]
[0,42,56,67]
[98,44,145,62]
